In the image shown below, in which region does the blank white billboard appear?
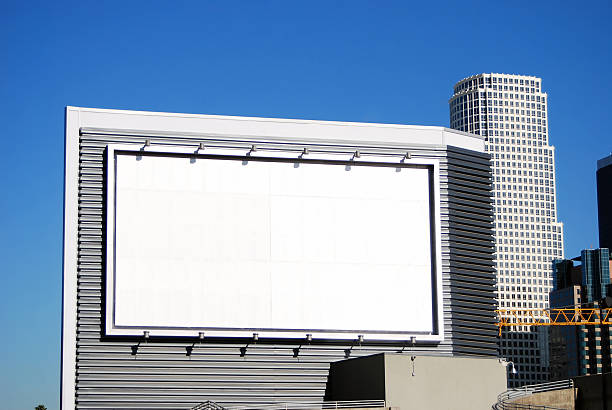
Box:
[106,147,441,340]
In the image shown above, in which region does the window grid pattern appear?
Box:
[449,73,564,387]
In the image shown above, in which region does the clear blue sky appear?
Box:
[1,1,611,409]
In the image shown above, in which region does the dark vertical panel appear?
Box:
[597,165,612,249]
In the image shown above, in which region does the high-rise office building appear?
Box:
[550,249,612,380]
[549,258,582,381]
[450,73,564,386]
[597,155,612,249]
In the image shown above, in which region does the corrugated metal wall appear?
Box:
[74,132,495,409]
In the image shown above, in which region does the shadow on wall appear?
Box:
[574,373,612,410]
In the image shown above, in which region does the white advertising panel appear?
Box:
[106,148,441,340]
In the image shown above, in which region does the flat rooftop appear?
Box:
[68,106,487,153]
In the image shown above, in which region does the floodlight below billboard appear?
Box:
[105,146,442,341]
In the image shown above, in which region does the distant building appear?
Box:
[550,249,612,380]
[597,155,612,249]
[553,259,581,291]
[450,73,564,386]
[581,248,612,303]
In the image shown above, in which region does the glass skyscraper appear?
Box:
[550,249,612,379]
[450,73,564,386]
[597,155,612,250]
[581,248,611,303]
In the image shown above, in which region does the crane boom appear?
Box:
[496,308,612,336]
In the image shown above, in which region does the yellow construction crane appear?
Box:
[496,306,612,336]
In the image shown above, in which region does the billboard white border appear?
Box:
[104,144,444,342]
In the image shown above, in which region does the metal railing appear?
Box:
[224,400,387,410]
[493,379,574,410]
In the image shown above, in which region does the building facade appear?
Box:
[549,283,582,380]
[597,155,612,249]
[450,73,565,386]
[550,249,612,380]
[62,107,499,409]
[582,248,611,303]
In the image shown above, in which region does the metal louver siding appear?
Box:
[445,149,496,355]
[73,133,495,409]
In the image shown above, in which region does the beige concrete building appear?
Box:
[326,353,507,410]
